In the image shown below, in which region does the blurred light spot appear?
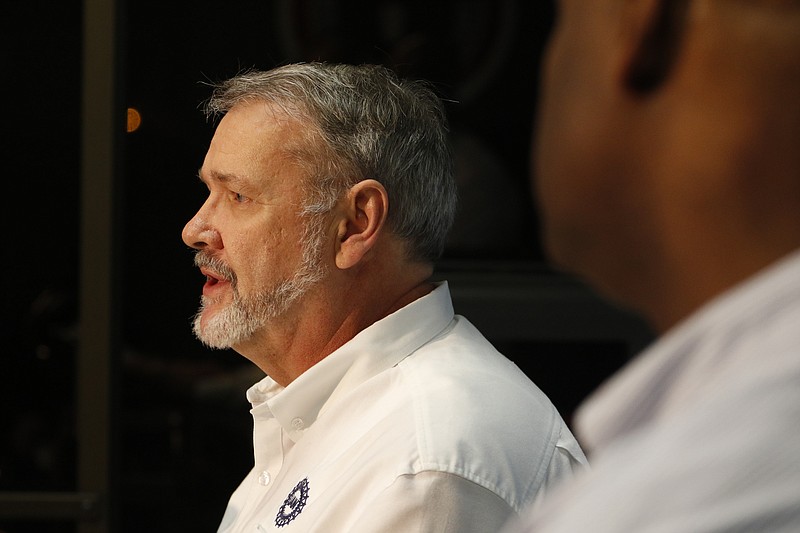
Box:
[127,107,142,133]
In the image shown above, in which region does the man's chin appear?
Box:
[193,308,234,349]
[192,303,263,350]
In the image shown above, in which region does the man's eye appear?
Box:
[233,192,248,203]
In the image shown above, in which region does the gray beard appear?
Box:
[191,215,327,350]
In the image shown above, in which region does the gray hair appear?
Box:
[203,62,457,263]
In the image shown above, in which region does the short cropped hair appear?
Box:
[204,62,457,263]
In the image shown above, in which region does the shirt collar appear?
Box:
[246,281,455,442]
[575,248,800,452]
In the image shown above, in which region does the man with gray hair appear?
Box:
[182,62,585,532]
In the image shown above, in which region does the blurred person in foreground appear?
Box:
[505,0,800,531]
[182,62,586,532]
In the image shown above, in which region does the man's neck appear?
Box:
[234,267,435,387]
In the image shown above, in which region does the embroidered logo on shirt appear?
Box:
[275,478,310,528]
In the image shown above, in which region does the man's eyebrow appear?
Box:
[196,168,248,188]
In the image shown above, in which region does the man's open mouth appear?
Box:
[199,267,232,295]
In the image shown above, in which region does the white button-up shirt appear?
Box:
[218,282,586,532]
[505,249,800,533]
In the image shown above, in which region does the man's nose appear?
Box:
[182,207,222,250]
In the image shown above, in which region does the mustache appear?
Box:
[194,251,237,285]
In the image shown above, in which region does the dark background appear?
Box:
[2,1,651,531]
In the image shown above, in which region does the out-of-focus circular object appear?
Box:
[127,107,142,133]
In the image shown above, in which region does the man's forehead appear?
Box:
[210,101,312,159]
[198,139,309,197]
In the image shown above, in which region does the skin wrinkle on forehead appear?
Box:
[199,163,309,213]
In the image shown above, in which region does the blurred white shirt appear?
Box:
[504,249,800,533]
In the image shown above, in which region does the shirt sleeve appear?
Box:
[347,470,517,533]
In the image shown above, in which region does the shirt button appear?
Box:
[258,470,271,486]
[291,417,305,431]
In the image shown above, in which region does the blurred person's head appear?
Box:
[534,0,800,331]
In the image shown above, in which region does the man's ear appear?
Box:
[334,179,389,270]
[623,0,690,94]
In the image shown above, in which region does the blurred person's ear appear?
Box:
[624,0,691,94]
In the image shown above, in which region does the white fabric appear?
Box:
[504,249,800,533]
[218,282,586,532]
